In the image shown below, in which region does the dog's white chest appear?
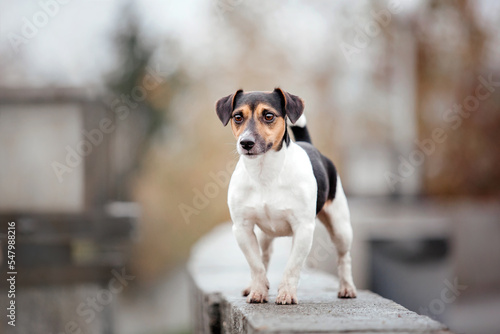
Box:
[227,143,317,237]
[244,186,295,236]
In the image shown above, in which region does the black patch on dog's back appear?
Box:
[296,142,337,214]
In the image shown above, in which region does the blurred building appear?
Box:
[0,87,144,333]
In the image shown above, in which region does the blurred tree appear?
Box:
[415,0,500,197]
[105,2,196,283]
[105,1,184,201]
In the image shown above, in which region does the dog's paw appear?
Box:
[243,279,269,298]
[275,287,298,305]
[242,286,251,297]
[246,289,268,303]
[338,283,357,299]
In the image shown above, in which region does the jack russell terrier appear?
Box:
[215,88,357,305]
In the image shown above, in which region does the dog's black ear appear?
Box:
[215,89,243,126]
[273,88,304,124]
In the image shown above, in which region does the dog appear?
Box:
[215,88,357,305]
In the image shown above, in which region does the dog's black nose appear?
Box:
[240,139,255,151]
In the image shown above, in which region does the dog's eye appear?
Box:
[264,113,275,122]
[233,114,244,124]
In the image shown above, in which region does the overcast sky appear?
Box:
[0,0,498,88]
[0,0,209,87]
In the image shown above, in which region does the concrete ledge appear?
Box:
[188,223,453,333]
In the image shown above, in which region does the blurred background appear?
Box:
[0,0,499,333]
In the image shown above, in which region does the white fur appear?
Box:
[293,114,307,127]
[229,142,317,237]
[286,114,307,128]
[228,140,357,304]
[317,177,357,298]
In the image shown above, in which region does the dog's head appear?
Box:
[216,88,304,157]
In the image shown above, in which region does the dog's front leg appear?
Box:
[232,223,269,303]
[276,223,315,305]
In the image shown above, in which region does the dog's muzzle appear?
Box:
[240,138,255,151]
[238,134,264,156]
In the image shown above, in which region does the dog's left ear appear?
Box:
[215,89,243,126]
[273,88,304,124]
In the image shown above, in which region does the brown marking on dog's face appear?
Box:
[253,103,287,151]
[215,89,304,156]
[230,104,252,139]
[230,96,286,156]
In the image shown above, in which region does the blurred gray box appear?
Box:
[0,103,84,213]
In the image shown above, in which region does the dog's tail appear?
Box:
[290,114,312,144]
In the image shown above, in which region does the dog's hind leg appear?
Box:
[318,177,357,298]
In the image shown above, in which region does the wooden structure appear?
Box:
[0,87,142,333]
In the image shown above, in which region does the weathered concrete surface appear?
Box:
[188,223,452,333]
